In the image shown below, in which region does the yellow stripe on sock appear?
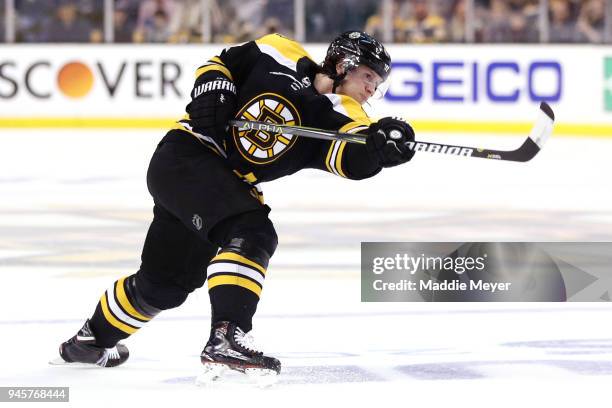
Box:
[100,294,138,334]
[212,252,266,275]
[115,277,151,321]
[208,275,262,297]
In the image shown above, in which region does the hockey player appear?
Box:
[55,31,415,377]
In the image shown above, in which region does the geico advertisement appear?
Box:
[380,45,607,123]
[0,44,609,123]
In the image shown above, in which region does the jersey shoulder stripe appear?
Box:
[255,34,313,72]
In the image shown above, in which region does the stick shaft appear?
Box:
[229,102,554,162]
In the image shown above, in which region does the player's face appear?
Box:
[336,65,384,104]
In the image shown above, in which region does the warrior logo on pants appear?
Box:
[232,93,301,165]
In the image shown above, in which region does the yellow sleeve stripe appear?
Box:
[195,63,233,82]
[255,34,313,63]
[324,141,335,174]
[100,294,138,334]
[324,140,347,178]
[208,275,262,297]
[335,141,347,178]
[339,121,370,134]
[212,252,266,275]
[115,277,151,321]
[329,123,367,178]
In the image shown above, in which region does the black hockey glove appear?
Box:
[186,70,237,138]
[366,117,415,168]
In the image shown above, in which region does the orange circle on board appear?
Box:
[57,62,94,98]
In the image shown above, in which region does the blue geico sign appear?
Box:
[386,60,562,103]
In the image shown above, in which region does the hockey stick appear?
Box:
[229,102,555,162]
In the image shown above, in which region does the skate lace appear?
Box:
[106,347,120,360]
[233,328,262,355]
[96,347,120,366]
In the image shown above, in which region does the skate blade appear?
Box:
[49,357,68,366]
[245,368,279,387]
[196,364,279,388]
[195,363,227,386]
[49,357,101,368]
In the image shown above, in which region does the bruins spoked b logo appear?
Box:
[232,93,301,164]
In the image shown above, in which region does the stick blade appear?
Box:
[539,101,555,121]
[505,102,555,162]
[528,102,555,151]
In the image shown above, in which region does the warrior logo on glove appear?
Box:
[232,93,301,164]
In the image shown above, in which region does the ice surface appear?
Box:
[1,130,611,407]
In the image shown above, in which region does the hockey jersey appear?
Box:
[174,33,381,184]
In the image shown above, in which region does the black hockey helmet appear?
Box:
[323,31,391,84]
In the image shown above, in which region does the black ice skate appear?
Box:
[198,321,280,385]
[51,319,129,367]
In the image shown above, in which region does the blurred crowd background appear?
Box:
[1,0,611,44]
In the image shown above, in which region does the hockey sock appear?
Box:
[88,274,160,348]
[207,251,267,332]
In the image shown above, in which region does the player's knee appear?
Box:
[134,272,189,310]
[211,209,278,266]
[224,216,278,259]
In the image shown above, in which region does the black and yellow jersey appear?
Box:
[174,33,381,184]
